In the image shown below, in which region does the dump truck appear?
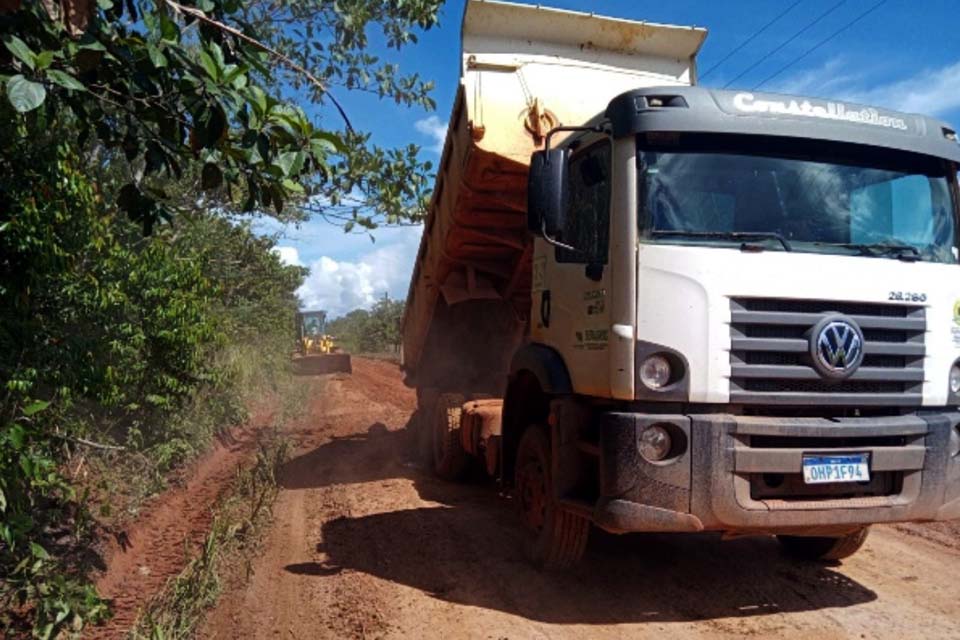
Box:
[401,0,960,568]
[294,310,352,374]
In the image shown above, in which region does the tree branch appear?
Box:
[55,434,126,451]
[163,0,355,133]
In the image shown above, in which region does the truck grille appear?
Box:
[729,297,926,406]
[731,416,926,508]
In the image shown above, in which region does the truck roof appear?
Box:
[606,86,960,164]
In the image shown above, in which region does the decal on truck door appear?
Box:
[574,328,609,351]
[584,289,606,315]
[953,300,960,347]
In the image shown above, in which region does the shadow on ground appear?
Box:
[279,421,878,625]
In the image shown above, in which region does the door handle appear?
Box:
[540,290,551,328]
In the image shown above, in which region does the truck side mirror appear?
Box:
[527,148,569,237]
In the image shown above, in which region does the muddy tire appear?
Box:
[777,526,870,561]
[514,425,589,569]
[431,392,470,481]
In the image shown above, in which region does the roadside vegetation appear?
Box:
[131,431,292,639]
[327,295,405,357]
[0,0,441,636]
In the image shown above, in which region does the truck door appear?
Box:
[531,139,613,397]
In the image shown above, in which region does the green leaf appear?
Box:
[199,50,219,81]
[147,44,167,69]
[7,424,25,449]
[312,130,346,153]
[282,178,305,194]
[30,542,50,560]
[159,13,180,43]
[247,86,267,117]
[35,51,55,70]
[6,75,46,113]
[275,151,305,177]
[3,35,36,71]
[77,39,107,52]
[22,399,51,416]
[46,69,87,92]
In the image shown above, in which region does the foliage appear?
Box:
[327,294,404,355]
[0,0,441,233]
[0,120,304,636]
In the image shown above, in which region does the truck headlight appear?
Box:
[950,364,960,395]
[639,424,672,462]
[639,355,671,389]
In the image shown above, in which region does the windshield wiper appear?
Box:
[650,230,793,252]
[814,242,921,261]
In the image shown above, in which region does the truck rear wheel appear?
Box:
[777,526,870,561]
[514,425,589,569]
[432,392,470,481]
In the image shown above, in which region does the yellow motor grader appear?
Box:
[294,310,352,374]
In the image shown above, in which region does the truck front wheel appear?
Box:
[777,526,870,561]
[514,425,589,569]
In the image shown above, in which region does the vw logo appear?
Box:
[810,316,865,379]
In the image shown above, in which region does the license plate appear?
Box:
[802,454,871,484]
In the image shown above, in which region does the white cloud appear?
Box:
[845,61,960,116]
[272,246,302,267]
[769,57,960,117]
[766,57,861,99]
[414,115,447,154]
[296,226,422,316]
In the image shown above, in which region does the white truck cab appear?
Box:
[521,85,960,561]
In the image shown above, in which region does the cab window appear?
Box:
[556,141,611,263]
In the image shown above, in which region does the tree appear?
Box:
[0,0,442,233]
[327,294,404,354]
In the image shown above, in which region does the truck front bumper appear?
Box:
[591,411,960,535]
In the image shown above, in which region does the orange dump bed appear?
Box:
[401,0,705,377]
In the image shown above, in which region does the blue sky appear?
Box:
[268,0,960,316]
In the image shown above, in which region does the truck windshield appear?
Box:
[638,145,958,264]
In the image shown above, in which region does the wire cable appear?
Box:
[700,0,803,80]
[722,0,848,89]
[753,0,888,90]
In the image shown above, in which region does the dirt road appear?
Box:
[202,358,960,639]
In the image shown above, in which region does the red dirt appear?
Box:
[201,358,960,640]
[86,401,290,639]
[92,358,960,639]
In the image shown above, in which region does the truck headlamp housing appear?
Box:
[634,343,689,401]
[639,355,671,389]
[639,424,672,462]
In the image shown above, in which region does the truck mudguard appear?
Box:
[509,343,573,395]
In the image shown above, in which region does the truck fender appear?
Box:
[508,343,573,395]
[501,344,573,485]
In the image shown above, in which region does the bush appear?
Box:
[0,122,305,636]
